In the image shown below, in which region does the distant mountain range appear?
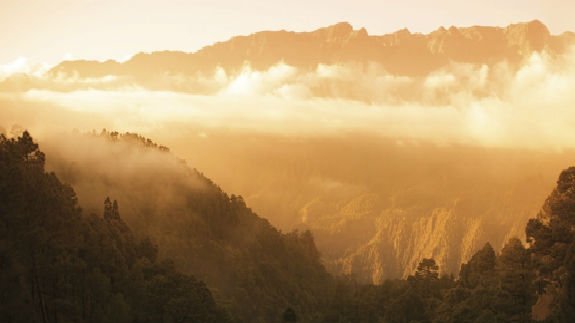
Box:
[48,20,574,79]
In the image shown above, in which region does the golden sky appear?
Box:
[1,0,573,66]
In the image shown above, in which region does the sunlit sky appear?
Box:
[1,0,574,66]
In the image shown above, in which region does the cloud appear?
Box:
[0,57,53,81]
[2,48,575,149]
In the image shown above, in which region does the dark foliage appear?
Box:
[50,130,334,322]
[5,131,575,322]
[0,132,228,323]
[320,166,575,323]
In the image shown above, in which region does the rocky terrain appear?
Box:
[46,20,574,80]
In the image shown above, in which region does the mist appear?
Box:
[2,47,575,149]
[2,41,575,283]
[42,132,206,218]
[5,6,575,321]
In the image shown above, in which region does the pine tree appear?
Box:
[104,197,113,220]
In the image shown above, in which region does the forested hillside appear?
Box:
[0,131,228,322]
[3,130,575,322]
[175,135,571,283]
[9,131,333,322]
[319,167,575,322]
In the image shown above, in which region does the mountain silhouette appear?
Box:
[48,20,575,79]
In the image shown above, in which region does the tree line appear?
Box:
[2,131,575,322]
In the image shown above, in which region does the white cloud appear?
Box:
[3,47,575,149]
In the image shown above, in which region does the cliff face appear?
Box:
[173,136,574,284]
[48,20,574,79]
[324,201,530,283]
[13,20,575,288]
[307,185,544,283]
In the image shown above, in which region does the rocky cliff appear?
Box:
[47,20,574,80]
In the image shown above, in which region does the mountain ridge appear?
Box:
[40,130,333,322]
[47,20,575,79]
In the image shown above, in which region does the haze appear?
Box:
[3,4,575,321]
[1,0,574,66]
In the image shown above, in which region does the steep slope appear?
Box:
[327,198,530,283]
[430,166,575,322]
[0,132,228,323]
[169,135,574,283]
[41,131,332,323]
[320,166,575,323]
[527,167,575,320]
[47,20,574,81]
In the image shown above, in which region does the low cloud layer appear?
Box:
[2,48,575,149]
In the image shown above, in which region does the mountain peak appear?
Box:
[508,19,550,34]
[505,19,551,51]
[526,19,547,29]
[317,21,355,39]
[45,20,572,80]
[324,21,353,32]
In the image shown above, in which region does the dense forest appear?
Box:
[43,130,334,322]
[0,131,228,322]
[2,131,575,322]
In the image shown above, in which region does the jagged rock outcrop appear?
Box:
[47,20,574,80]
[312,195,533,284]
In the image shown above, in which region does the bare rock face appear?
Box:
[174,137,574,284]
[312,192,535,284]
